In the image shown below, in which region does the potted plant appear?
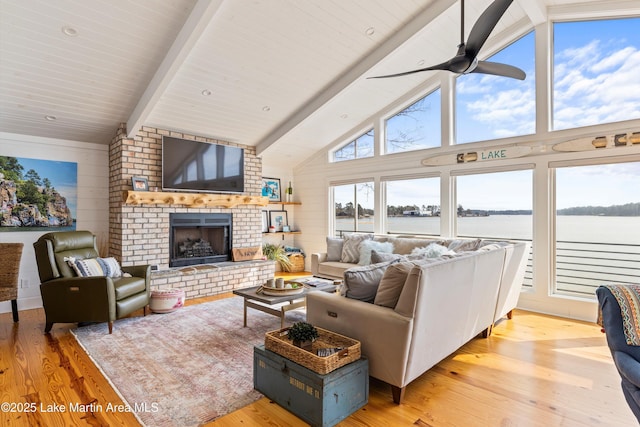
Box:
[287,321,319,351]
[262,243,293,272]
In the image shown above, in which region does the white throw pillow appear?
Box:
[358,240,394,265]
[409,242,454,259]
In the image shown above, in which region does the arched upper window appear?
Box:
[456,31,535,144]
[385,89,441,154]
[333,129,374,162]
[553,17,640,130]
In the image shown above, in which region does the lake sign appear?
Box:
[421,145,533,166]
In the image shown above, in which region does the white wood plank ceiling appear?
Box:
[0,0,626,168]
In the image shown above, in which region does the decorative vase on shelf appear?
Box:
[286,181,293,202]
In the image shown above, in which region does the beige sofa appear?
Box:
[306,241,529,404]
[311,236,452,280]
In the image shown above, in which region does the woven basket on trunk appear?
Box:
[265,326,360,374]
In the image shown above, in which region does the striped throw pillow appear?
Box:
[67,257,105,277]
[97,257,123,278]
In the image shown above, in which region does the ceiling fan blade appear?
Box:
[465,0,514,59]
[367,60,451,79]
[472,60,526,80]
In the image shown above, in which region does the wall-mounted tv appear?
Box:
[162,136,244,193]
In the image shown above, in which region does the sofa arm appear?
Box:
[306,291,413,388]
[310,253,328,276]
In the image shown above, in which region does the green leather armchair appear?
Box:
[34,230,150,333]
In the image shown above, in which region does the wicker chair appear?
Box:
[0,243,24,323]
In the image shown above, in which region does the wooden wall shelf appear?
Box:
[269,201,301,206]
[123,191,269,208]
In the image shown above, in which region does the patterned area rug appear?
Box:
[72,296,305,426]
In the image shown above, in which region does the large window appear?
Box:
[385,177,440,235]
[333,182,375,235]
[553,17,640,130]
[456,170,533,239]
[333,130,374,162]
[385,89,441,154]
[456,31,535,144]
[554,162,640,297]
[457,170,533,286]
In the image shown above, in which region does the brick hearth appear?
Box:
[108,124,273,299]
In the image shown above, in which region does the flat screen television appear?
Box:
[162,136,244,193]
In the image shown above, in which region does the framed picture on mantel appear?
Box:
[132,176,149,191]
[261,177,281,202]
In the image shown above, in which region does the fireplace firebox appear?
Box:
[169,213,232,267]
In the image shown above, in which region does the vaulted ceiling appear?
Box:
[0,0,623,168]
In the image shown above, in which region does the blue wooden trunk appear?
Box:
[253,345,368,427]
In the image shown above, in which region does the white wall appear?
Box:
[0,132,109,314]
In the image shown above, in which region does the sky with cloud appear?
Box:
[376,17,640,211]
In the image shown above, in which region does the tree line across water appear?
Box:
[335,202,640,217]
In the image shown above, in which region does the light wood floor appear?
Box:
[1,282,636,426]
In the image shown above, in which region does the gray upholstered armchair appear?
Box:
[34,230,150,333]
[596,285,640,423]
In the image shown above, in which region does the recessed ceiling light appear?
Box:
[365,27,375,36]
[62,26,78,37]
[262,106,271,112]
[417,60,425,67]
[201,89,212,96]
[340,114,348,119]
[44,115,57,121]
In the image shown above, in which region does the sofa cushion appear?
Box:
[318,261,354,279]
[342,261,395,303]
[326,237,344,261]
[341,233,373,263]
[374,262,415,308]
[358,240,394,265]
[371,250,405,264]
[394,265,422,317]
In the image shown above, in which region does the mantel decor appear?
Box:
[122,190,269,208]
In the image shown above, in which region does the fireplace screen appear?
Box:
[169,213,232,267]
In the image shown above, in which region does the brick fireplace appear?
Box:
[108,124,273,298]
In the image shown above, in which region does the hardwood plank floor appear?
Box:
[1,289,635,426]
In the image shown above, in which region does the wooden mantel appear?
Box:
[122,190,269,208]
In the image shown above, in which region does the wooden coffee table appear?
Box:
[233,277,339,328]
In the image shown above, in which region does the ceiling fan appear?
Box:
[369,0,526,80]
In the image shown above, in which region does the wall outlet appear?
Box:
[151,265,159,271]
[20,279,29,288]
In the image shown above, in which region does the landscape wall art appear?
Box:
[0,156,77,231]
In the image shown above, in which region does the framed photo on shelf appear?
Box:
[261,177,281,202]
[261,210,269,233]
[268,210,288,232]
[132,176,149,191]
